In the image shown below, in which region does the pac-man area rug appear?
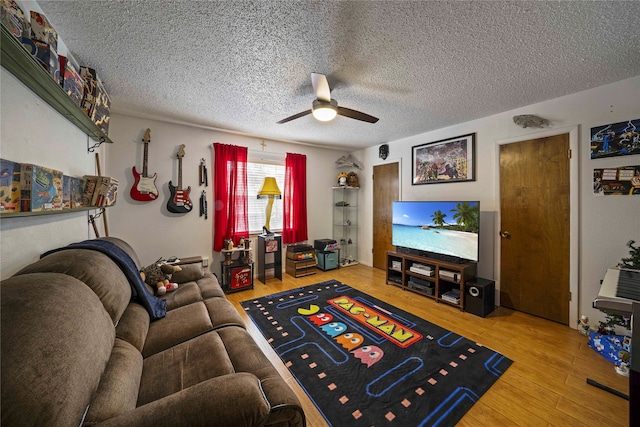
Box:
[240,280,512,427]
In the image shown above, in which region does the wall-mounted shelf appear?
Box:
[0,205,108,219]
[1,25,113,145]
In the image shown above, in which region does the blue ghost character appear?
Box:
[320,322,347,338]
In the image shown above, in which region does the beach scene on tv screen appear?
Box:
[392,201,479,261]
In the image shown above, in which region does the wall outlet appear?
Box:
[202,257,209,267]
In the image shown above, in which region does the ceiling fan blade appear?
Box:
[276,109,312,124]
[311,72,331,102]
[336,107,379,123]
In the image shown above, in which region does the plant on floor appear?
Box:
[619,240,640,269]
[597,313,631,335]
[595,240,639,334]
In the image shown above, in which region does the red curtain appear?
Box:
[283,153,308,244]
[212,143,248,251]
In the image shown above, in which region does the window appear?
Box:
[247,161,285,234]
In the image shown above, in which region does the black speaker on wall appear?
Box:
[465,278,495,317]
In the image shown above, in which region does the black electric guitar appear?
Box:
[130,128,159,201]
[167,144,192,213]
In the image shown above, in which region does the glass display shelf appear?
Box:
[333,186,358,266]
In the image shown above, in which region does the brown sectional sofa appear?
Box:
[1,237,305,427]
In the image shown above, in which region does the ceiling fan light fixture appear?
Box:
[312,99,338,121]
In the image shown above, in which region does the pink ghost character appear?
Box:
[351,345,384,368]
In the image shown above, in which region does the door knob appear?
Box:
[499,231,511,239]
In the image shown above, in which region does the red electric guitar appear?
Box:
[167,144,192,213]
[130,128,159,201]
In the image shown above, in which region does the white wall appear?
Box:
[105,114,347,274]
[355,75,640,326]
[0,68,104,279]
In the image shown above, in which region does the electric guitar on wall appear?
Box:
[167,144,192,213]
[130,128,159,201]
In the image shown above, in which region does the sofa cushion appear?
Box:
[41,239,167,320]
[100,236,142,269]
[14,248,132,324]
[196,272,226,299]
[116,303,150,352]
[1,273,114,427]
[84,339,143,425]
[204,296,245,329]
[138,331,236,406]
[142,301,213,357]
[104,373,271,427]
[160,282,203,311]
[171,263,204,284]
[217,326,306,426]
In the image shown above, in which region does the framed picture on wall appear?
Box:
[593,165,640,196]
[590,119,640,159]
[412,133,475,185]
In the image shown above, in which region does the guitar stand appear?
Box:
[199,158,208,186]
[199,191,208,219]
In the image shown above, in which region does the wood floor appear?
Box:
[226,264,630,427]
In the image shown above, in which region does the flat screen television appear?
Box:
[392,201,480,263]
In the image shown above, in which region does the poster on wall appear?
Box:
[412,133,475,185]
[590,119,640,159]
[593,165,640,196]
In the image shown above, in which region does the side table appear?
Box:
[220,247,254,293]
[258,234,282,284]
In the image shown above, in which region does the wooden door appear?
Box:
[499,134,570,324]
[373,162,399,269]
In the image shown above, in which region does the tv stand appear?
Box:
[386,250,477,311]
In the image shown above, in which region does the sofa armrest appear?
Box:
[94,373,271,427]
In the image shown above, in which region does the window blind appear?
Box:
[247,161,285,234]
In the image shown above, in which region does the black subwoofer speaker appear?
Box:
[465,278,495,317]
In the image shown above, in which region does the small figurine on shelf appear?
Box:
[337,172,348,186]
[577,315,590,336]
[243,239,252,264]
[347,172,359,187]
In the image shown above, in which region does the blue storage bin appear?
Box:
[317,251,338,271]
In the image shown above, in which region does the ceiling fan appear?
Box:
[277,73,379,124]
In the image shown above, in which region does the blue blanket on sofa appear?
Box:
[42,239,166,320]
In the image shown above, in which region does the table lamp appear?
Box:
[257,177,281,235]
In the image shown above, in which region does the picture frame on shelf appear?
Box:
[412,133,475,185]
[265,238,278,253]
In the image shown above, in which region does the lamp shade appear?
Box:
[312,99,338,122]
[257,177,281,197]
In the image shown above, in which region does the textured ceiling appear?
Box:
[37,0,640,150]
